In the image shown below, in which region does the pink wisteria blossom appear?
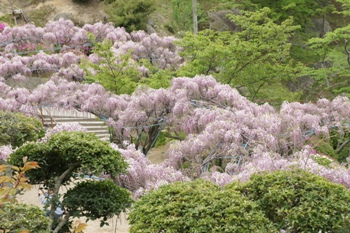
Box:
[0,145,13,161]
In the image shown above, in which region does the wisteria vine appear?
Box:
[1,20,350,198]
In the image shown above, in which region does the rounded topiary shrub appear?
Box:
[0,203,50,233]
[63,179,132,226]
[0,110,45,148]
[235,169,350,232]
[128,179,277,233]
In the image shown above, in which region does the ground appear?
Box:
[0,0,106,26]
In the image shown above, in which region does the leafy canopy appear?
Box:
[8,131,128,186]
[104,0,156,32]
[63,179,132,227]
[0,110,45,148]
[246,0,332,27]
[8,131,129,233]
[176,8,304,104]
[128,179,277,233]
[0,203,50,233]
[235,169,350,232]
[82,39,140,95]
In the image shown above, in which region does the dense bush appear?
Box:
[0,203,50,233]
[235,169,350,232]
[63,179,132,226]
[0,110,45,148]
[128,179,277,233]
[104,0,156,32]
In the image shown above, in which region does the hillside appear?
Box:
[0,0,106,26]
[0,0,218,35]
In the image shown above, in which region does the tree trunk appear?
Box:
[192,0,198,35]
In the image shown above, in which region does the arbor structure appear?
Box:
[8,131,131,233]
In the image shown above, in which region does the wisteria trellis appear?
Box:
[1,20,350,198]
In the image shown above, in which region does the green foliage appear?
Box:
[307,24,350,99]
[167,0,207,33]
[314,140,337,160]
[247,0,333,28]
[0,110,45,148]
[236,169,350,232]
[8,131,128,186]
[104,0,156,32]
[63,179,132,226]
[335,0,350,16]
[176,8,304,104]
[330,128,350,163]
[28,5,56,27]
[8,131,128,232]
[139,68,173,89]
[128,179,277,233]
[214,0,257,11]
[0,203,50,233]
[154,131,167,147]
[0,158,45,233]
[82,39,140,95]
[81,38,175,94]
[312,154,333,167]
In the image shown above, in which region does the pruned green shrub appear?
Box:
[63,179,132,226]
[0,110,45,148]
[0,203,50,233]
[128,179,277,233]
[8,131,129,232]
[235,169,350,232]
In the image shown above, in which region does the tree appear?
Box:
[104,0,156,32]
[0,110,45,148]
[192,0,198,34]
[128,179,277,232]
[81,31,183,95]
[2,18,350,202]
[246,0,334,28]
[82,39,141,95]
[8,131,131,233]
[168,0,206,33]
[176,8,305,105]
[305,1,350,99]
